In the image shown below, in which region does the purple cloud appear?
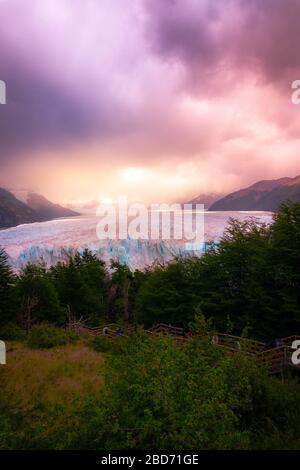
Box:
[144,0,300,91]
[0,0,300,202]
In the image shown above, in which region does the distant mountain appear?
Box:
[209,175,300,211]
[24,192,79,220]
[186,193,224,209]
[0,188,40,229]
[0,189,80,229]
[67,199,100,214]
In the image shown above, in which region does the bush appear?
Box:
[82,332,300,450]
[90,334,128,354]
[0,323,26,341]
[0,248,17,326]
[0,342,103,449]
[27,323,78,349]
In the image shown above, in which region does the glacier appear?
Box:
[0,211,273,271]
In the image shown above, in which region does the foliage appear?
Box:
[0,204,299,450]
[16,264,65,327]
[27,323,78,349]
[0,248,16,326]
[109,261,134,322]
[0,342,103,449]
[91,334,129,355]
[135,202,300,340]
[0,322,26,341]
[135,259,197,327]
[81,332,300,450]
[267,202,300,335]
[51,250,108,325]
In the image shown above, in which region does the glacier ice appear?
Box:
[0,212,273,271]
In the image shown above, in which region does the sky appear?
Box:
[0,0,300,205]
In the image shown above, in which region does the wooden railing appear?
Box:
[280,335,300,346]
[256,346,286,374]
[256,344,300,374]
[211,332,265,355]
[67,321,134,338]
[146,323,185,339]
[67,320,300,374]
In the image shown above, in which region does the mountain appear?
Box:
[66,199,100,214]
[186,193,224,209]
[209,175,300,211]
[24,192,79,220]
[0,189,80,229]
[0,188,41,228]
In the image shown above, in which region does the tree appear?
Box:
[267,201,300,335]
[196,218,273,338]
[133,206,300,340]
[109,261,134,322]
[135,259,198,327]
[0,248,16,326]
[51,250,108,325]
[16,264,64,326]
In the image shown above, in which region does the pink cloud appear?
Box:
[0,0,299,202]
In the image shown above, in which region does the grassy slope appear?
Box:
[0,342,104,449]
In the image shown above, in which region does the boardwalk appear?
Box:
[67,321,300,375]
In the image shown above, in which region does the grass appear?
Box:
[0,341,104,449]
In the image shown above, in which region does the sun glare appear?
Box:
[121,167,146,183]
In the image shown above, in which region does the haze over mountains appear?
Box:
[1,173,300,229]
[15,191,79,221]
[209,175,300,211]
[186,193,223,210]
[0,189,79,229]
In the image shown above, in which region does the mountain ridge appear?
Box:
[186,192,224,209]
[0,188,80,229]
[25,192,79,220]
[209,175,300,211]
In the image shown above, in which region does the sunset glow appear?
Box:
[0,0,300,204]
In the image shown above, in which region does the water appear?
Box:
[0,211,273,271]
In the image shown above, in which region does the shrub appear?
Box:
[0,248,17,326]
[82,332,300,450]
[0,342,103,449]
[27,323,78,349]
[0,322,26,341]
[90,334,128,354]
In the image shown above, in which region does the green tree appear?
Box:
[109,261,134,322]
[255,201,300,337]
[133,204,300,339]
[0,248,16,326]
[197,218,272,338]
[51,250,108,325]
[135,259,198,327]
[16,264,64,327]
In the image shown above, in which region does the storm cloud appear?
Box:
[144,0,300,91]
[0,0,299,203]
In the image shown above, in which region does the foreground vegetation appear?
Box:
[0,201,300,449]
[0,325,300,450]
[0,340,103,449]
